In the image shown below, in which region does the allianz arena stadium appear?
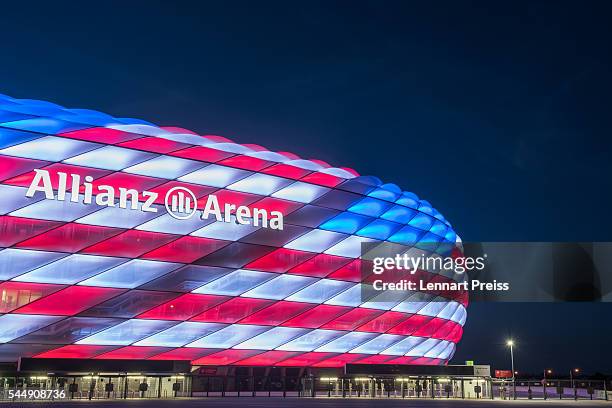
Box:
[0,93,467,373]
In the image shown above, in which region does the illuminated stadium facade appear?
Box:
[0,94,467,379]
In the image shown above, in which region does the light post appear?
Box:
[544,369,552,400]
[570,368,579,388]
[506,340,516,400]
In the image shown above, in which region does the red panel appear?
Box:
[142,236,230,263]
[198,190,261,210]
[149,348,218,361]
[288,254,352,278]
[247,197,303,216]
[431,319,456,340]
[353,354,396,364]
[95,346,171,360]
[387,314,432,335]
[262,163,311,179]
[231,351,301,366]
[356,311,409,333]
[81,230,179,258]
[35,345,119,359]
[81,173,166,198]
[281,305,351,329]
[192,349,263,366]
[170,146,234,162]
[117,136,191,153]
[239,301,315,326]
[58,127,142,144]
[0,282,65,313]
[15,223,124,252]
[0,155,49,182]
[327,259,363,282]
[411,316,447,338]
[410,357,441,366]
[190,297,274,323]
[138,294,228,320]
[275,352,336,366]
[320,308,384,331]
[446,324,463,343]
[300,172,342,187]
[0,216,63,247]
[148,181,217,204]
[245,248,316,273]
[4,163,112,188]
[312,353,368,367]
[15,286,126,316]
[218,155,272,171]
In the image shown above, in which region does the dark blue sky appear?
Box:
[1,1,611,374]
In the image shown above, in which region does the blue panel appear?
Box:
[78,259,182,288]
[0,185,44,215]
[0,314,62,343]
[357,219,401,240]
[0,249,67,280]
[276,329,344,351]
[134,322,226,347]
[241,274,316,300]
[76,319,177,346]
[286,279,354,303]
[234,327,308,350]
[319,212,372,234]
[348,197,391,217]
[0,127,42,149]
[0,135,99,161]
[0,118,90,134]
[380,205,417,224]
[350,334,404,354]
[178,164,251,188]
[387,225,425,246]
[186,324,269,348]
[395,192,419,208]
[367,186,400,202]
[124,156,205,178]
[228,173,292,195]
[407,212,434,230]
[64,146,157,171]
[13,254,127,284]
[272,182,330,203]
[192,269,275,296]
[315,332,379,353]
[284,229,347,252]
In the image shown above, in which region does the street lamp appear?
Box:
[544,369,552,400]
[570,368,579,388]
[506,340,516,400]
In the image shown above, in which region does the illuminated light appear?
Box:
[240,274,316,300]
[271,181,330,203]
[134,322,227,347]
[0,249,67,280]
[124,156,206,179]
[284,229,347,253]
[76,319,177,346]
[77,259,182,289]
[185,324,269,348]
[193,269,275,296]
[235,327,308,350]
[12,254,126,284]
[350,334,405,354]
[0,314,62,343]
[227,173,292,195]
[315,332,379,353]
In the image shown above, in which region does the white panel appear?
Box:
[417,298,450,317]
[0,249,68,280]
[241,274,316,300]
[178,164,251,187]
[275,329,344,352]
[191,216,261,241]
[324,236,378,258]
[286,279,353,303]
[9,193,104,222]
[324,284,363,307]
[405,338,439,357]
[0,314,63,343]
[77,259,182,288]
[134,322,226,347]
[75,203,163,228]
[64,146,157,170]
[0,185,44,215]
[12,254,127,284]
[124,156,206,179]
[192,270,275,296]
[424,340,450,358]
[380,336,425,355]
[315,332,378,353]
[76,319,177,346]
[284,229,347,253]
[185,324,269,348]
[0,136,99,161]
[234,327,308,350]
[350,334,404,354]
[226,173,292,195]
[271,181,330,203]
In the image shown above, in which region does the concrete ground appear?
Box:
[1,398,611,408]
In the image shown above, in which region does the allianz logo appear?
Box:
[25,169,284,230]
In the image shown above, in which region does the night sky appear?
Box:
[1,1,611,375]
